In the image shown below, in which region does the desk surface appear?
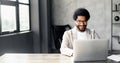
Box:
[0,53,73,63]
[0,53,116,63]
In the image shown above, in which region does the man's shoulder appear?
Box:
[64,29,72,33]
[64,27,75,35]
[86,28,96,34]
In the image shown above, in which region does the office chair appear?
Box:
[52,24,71,52]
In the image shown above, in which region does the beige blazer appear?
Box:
[60,26,100,56]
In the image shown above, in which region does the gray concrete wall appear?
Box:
[52,0,76,26]
[51,0,112,50]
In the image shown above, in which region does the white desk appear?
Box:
[0,53,116,63]
[0,53,73,63]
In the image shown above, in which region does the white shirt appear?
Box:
[77,30,88,40]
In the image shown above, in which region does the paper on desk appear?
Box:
[107,54,120,62]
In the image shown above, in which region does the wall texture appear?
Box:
[51,0,112,50]
[52,0,76,26]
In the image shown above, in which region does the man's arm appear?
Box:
[60,31,73,56]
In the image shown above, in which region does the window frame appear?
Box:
[0,0,31,35]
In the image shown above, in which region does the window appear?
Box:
[0,0,30,35]
[1,5,16,32]
[19,0,29,3]
[10,0,16,1]
[19,4,30,31]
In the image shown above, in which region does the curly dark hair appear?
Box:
[73,8,90,21]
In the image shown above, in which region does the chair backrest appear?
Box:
[52,24,71,50]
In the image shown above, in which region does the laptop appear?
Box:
[73,39,109,62]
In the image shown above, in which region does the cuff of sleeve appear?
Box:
[60,48,73,56]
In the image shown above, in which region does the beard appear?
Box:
[77,25,87,32]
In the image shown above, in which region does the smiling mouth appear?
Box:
[78,25,86,31]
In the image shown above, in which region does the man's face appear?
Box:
[75,16,87,32]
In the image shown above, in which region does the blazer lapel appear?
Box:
[86,28,92,39]
[71,26,77,40]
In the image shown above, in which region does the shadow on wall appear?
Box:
[0,31,33,55]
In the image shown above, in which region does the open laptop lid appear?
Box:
[73,39,109,62]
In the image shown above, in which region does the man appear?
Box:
[60,8,100,56]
